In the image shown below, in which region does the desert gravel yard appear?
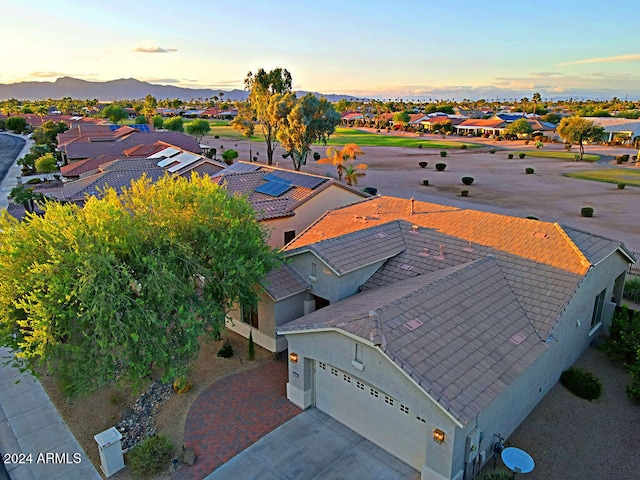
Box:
[486,346,639,480]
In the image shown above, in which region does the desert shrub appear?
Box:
[422,179,429,186]
[525,167,534,174]
[525,215,539,220]
[574,154,581,161]
[6,117,27,133]
[313,152,321,161]
[519,153,526,159]
[214,135,219,139]
[618,182,626,189]
[418,161,428,168]
[217,340,233,358]
[489,149,496,154]
[363,187,377,195]
[560,367,602,401]
[622,154,630,161]
[460,144,467,150]
[440,151,447,157]
[222,149,239,165]
[460,189,468,197]
[26,178,42,185]
[128,434,173,477]
[581,207,594,217]
[417,144,423,149]
[524,140,530,145]
[616,156,625,164]
[624,278,640,303]
[508,153,514,159]
[435,163,447,171]
[461,176,474,185]
[564,143,572,151]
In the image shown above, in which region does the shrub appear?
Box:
[435,163,447,171]
[581,207,594,217]
[214,135,219,139]
[418,161,428,168]
[508,153,514,159]
[616,156,625,164]
[222,149,239,165]
[363,187,377,195]
[128,434,173,476]
[524,140,530,145]
[574,154,581,161]
[519,153,526,159]
[525,215,539,220]
[440,151,447,157]
[618,182,626,189]
[460,144,467,150]
[217,340,233,358]
[460,189,468,197]
[624,278,640,303]
[26,178,42,185]
[417,144,423,149]
[564,144,572,151]
[622,154,630,161]
[461,176,474,185]
[173,377,192,394]
[422,179,429,186]
[6,117,27,133]
[489,149,496,154]
[525,167,534,174]
[560,367,602,401]
[313,152,321,161]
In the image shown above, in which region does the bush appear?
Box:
[435,163,447,171]
[622,154,630,161]
[461,176,474,185]
[418,161,428,168]
[489,149,496,154]
[524,140,530,145]
[222,149,239,165]
[616,156,625,164]
[624,278,640,303]
[508,153,514,159]
[313,152,321,161]
[460,189,468,197]
[519,153,526,159]
[248,330,255,361]
[525,215,539,220]
[525,167,534,174]
[460,144,467,150]
[618,182,626,189]
[128,434,173,476]
[363,187,377,195]
[422,179,429,186]
[214,135,219,139]
[560,367,602,401]
[581,207,594,217]
[26,178,42,185]
[574,154,581,161]
[564,144,572,151]
[417,144,423,149]
[217,340,233,358]
[440,151,447,157]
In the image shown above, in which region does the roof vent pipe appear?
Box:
[410,198,415,215]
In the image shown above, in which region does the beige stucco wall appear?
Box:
[263,185,365,248]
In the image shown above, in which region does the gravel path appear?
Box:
[490,346,639,479]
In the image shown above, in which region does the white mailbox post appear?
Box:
[94,427,125,477]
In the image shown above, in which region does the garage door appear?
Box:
[315,361,427,470]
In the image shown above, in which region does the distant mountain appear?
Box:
[0,77,360,102]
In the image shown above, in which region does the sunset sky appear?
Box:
[1,0,639,100]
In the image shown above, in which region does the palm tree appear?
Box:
[317,144,366,184]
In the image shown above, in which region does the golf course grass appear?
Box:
[323,128,478,149]
[515,150,601,162]
[565,168,640,187]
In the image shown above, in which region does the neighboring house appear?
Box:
[57,125,201,163]
[271,196,633,480]
[420,115,465,133]
[218,161,368,351]
[454,118,507,136]
[584,117,640,145]
[340,112,364,126]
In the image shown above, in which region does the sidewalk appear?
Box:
[0,349,101,480]
[0,137,102,479]
[0,133,32,210]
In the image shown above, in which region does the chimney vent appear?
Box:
[409,198,415,215]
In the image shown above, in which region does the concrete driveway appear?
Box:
[205,408,419,480]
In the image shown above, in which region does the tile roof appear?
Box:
[457,119,506,128]
[284,196,591,276]
[260,264,310,301]
[279,257,547,425]
[60,154,150,177]
[561,225,635,265]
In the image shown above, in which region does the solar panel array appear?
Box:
[149,147,179,159]
[264,171,325,189]
[212,162,261,177]
[132,124,151,133]
[167,153,201,173]
[255,179,293,197]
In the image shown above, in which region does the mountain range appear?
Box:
[0,77,359,102]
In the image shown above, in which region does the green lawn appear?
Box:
[322,128,479,149]
[565,168,640,187]
[515,150,601,162]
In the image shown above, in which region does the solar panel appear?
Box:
[131,124,150,133]
[212,162,261,177]
[255,180,293,197]
[264,171,325,189]
[148,147,180,159]
[167,153,201,173]
[109,125,119,131]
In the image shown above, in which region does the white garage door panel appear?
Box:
[315,362,427,469]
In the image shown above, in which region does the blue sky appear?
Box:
[1,0,639,100]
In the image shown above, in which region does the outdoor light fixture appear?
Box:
[433,428,445,444]
[289,352,299,363]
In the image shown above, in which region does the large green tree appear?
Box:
[557,116,605,160]
[0,174,279,396]
[35,153,58,179]
[102,105,128,125]
[164,116,184,132]
[277,94,341,171]
[504,118,534,138]
[243,68,293,165]
[141,94,158,123]
[186,119,211,142]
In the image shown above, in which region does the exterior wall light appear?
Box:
[289,352,299,363]
[433,428,445,444]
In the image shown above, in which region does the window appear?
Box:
[590,288,607,329]
[311,263,317,277]
[242,305,258,329]
[284,230,296,245]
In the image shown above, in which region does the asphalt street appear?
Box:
[0,134,25,185]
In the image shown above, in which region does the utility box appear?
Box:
[94,427,125,477]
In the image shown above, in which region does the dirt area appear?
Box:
[40,331,272,479]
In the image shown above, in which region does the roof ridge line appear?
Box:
[553,223,592,273]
